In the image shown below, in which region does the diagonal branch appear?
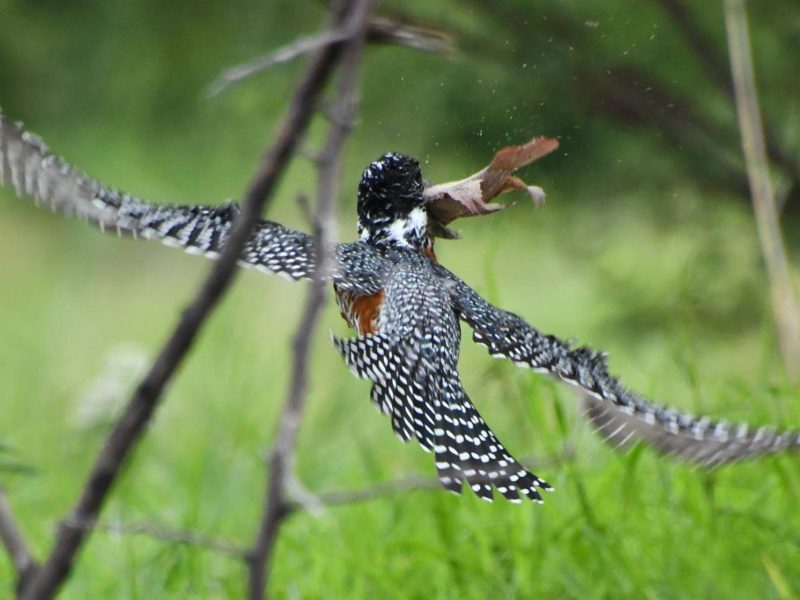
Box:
[59,447,570,567]
[69,517,247,559]
[312,476,443,507]
[302,447,573,509]
[365,17,455,55]
[0,490,38,593]
[19,12,348,600]
[245,1,372,598]
[724,0,800,378]
[206,26,356,98]
[207,15,452,97]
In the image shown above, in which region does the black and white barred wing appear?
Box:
[582,393,800,467]
[0,111,120,227]
[334,256,551,503]
[438,266,800,468]
[1,110,386,291]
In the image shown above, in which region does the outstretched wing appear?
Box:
[436,264,800,467]
[334,255,552,502]
[582,394,799,467]
[0,110,384,293]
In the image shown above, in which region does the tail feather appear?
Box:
[334,333,551,502]
[433,389,468,494]
[442,376,550,503]
[334,333,437,451]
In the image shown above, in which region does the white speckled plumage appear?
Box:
[2,111,799,504]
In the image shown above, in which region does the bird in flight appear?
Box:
[1,112,798,503]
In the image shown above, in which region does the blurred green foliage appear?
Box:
[1,0,799,598]
[1,0,798,204]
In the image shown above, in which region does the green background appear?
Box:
[1,0,799,597]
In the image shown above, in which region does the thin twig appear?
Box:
[723,0,800,378]
[19,14,346,600]
[69,517,247,559]
[206,26,355,98]
[0,490,38,592]
[312,476,443,507]
[301,447,573,509]
[207,15,452,97]
[366,17,455,55]
[245,2,371,598]
[86,454,569,559]
[62,447,571,563]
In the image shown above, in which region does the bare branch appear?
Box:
[298,448,573,509]
[724,0,800,378]
[245,1,371,598]
[69,517,247,559]
[207,26,355,98]
[207,15,452,98]
[65,451,571,563]
[312,476,442,507]
[0,490,38,593]
[366,17,455,55]
[20,12,348,600]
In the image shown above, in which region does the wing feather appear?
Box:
[435,263,800,467]
[0,109,384,293]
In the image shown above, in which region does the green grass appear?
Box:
[1,165,800,598]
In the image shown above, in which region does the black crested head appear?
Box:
[357,153,424,221]
[357,152,427,248]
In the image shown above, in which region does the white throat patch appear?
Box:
[385,206,428,247]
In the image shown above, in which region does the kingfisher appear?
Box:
[1,113,798,503]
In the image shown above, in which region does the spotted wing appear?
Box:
[582,394,800,467]
[0,110,385,292]
[437,265,800,468]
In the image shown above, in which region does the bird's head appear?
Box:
[356,152,428,249]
